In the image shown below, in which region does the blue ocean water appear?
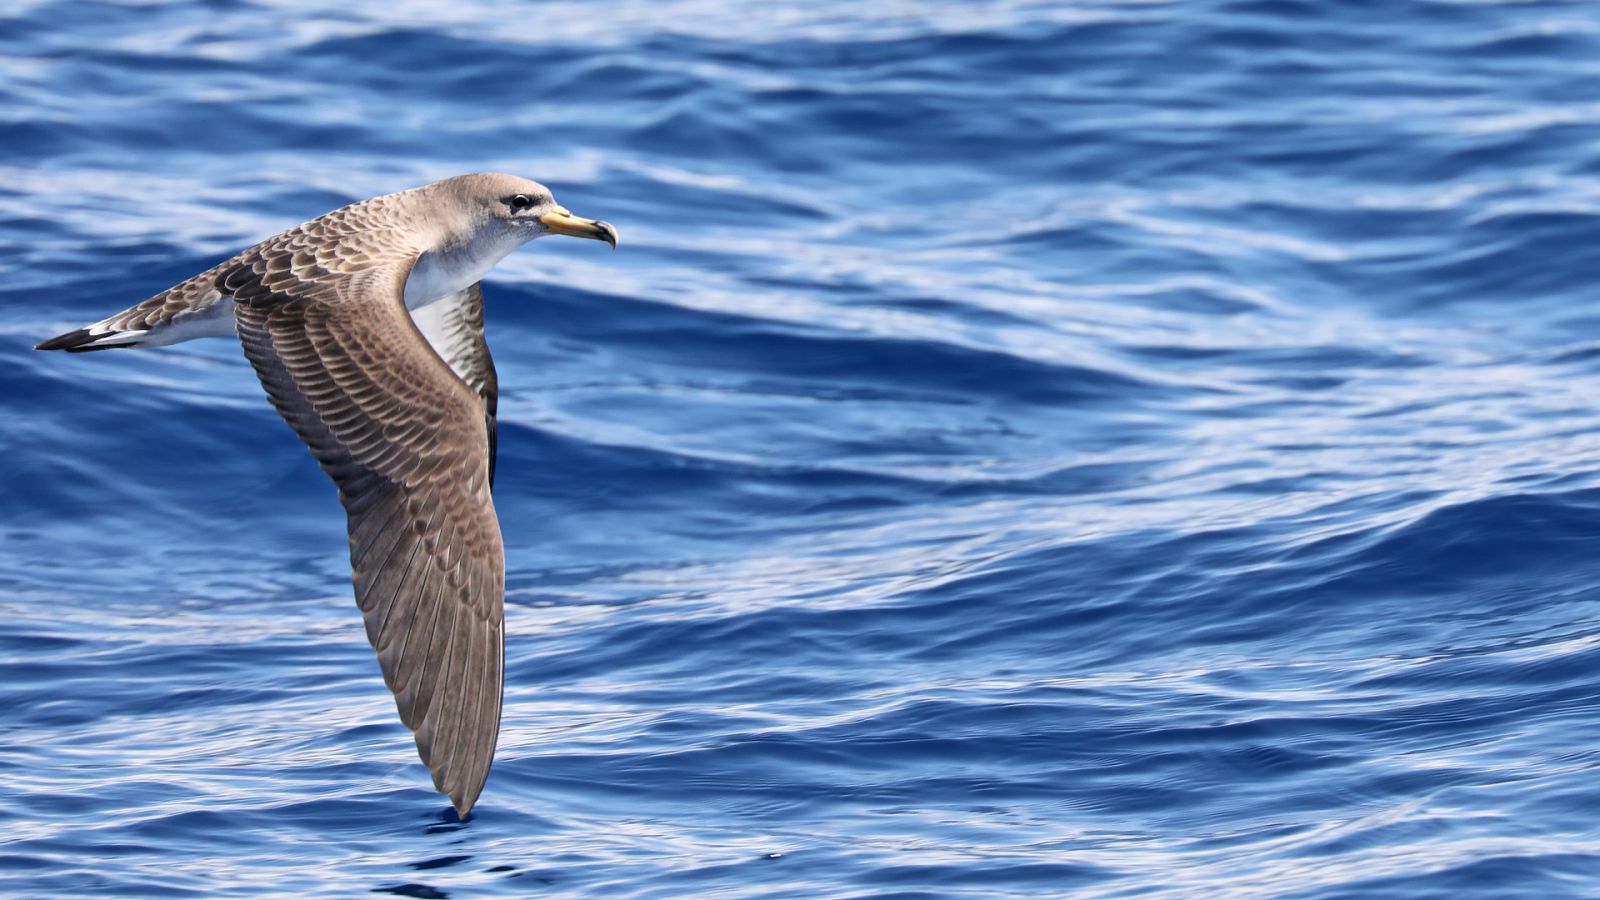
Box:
[4,0,1600,895]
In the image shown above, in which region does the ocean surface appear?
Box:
[4,0,1600,896]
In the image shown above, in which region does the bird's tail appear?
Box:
[36,260,237,353]
[35,321,148,352]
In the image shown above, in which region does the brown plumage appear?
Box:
[36,173,618,816]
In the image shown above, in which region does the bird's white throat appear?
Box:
[405,232,525,310]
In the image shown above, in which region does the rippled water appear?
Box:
[5,0,1600,896]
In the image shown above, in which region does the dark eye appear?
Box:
[508,194,533,212]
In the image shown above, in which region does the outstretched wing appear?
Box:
[409,283,499,485]
[226,250,504,818]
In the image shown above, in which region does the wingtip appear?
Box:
[428,755,487,821]
[449,785,481,821]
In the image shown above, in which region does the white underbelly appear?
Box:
[143,288,457,349]
[138,298,239,346]
[136,242,513,347]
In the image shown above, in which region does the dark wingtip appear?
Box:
[451,789,482,821]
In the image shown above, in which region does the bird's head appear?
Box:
[440,172,618,250]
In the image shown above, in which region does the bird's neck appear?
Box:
[404,231,523,309]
